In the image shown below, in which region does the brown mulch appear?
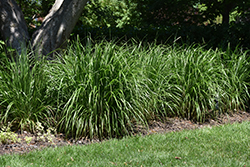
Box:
[1,110,250,155]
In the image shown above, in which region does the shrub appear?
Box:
[72,23,250,50]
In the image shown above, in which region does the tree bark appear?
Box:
[222,2,236,24]
[0,0,87,58]
[31,0,88,57]
[0,0,29,55]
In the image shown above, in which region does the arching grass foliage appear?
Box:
[0,41,249,139]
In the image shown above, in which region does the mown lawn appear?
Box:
[1,121,250,167]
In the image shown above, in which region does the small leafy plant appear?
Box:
[0,123,20,144]
[24,136,33,144]
[35,122,56,143]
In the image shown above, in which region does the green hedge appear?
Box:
[72,23,250,50]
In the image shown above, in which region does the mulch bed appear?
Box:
[1,110,250,155]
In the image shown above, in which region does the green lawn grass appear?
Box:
[1,121,250,167]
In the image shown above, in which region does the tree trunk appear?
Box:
[222,10,230,24]
[0,0,29,55]
[31,0,88,57]
[0,0,87,58]
[222,2,236,24]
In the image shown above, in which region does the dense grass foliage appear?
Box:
[48,41,149,138]
[0,51,52,131]
[1,121,250,166]
[0,41,249,139]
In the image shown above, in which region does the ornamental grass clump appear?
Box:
[0,50,53,132]
[219,48,250,111]
[48,41,250,138]
[0,40,249,139]
[164,46,228,121]
[142,45,250,122]
[49,40,149,139]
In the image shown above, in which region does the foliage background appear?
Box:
[2,0,248,50]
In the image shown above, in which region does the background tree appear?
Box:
[199,0,250,24]
[0,0,87,57]
[133,0,204,26]
[1,0,249,57]
[79,0,203,28]
[80,0,139,28]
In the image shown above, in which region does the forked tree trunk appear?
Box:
[31,0,88,57]
[0,0,87,58]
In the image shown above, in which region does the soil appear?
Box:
[1,110,250,155]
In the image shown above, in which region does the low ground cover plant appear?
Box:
[0,123,20,144]
[0,40,249,139]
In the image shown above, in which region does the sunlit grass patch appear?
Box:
[1,121,250,166]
